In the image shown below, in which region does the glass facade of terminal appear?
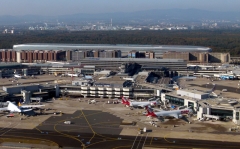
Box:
[81,69,94,75]
[211,109,233,117]
[236,112,239,120]
[188,101,194,108]
[165,95,184,106]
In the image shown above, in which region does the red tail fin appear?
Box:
[121,96,126,103]
[121,96,130,106]
[145,106,153,115]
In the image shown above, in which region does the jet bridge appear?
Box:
[203,114,220,120]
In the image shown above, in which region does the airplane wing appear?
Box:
[152,108,163,112]
[21,109,33,112]
[168,113,180,119]
[138,103,150,108]
[20,105,45,108]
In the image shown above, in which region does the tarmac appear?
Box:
[1,108,240,149]
[0,71,240,148]
[0,74,240,149]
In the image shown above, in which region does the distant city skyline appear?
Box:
[0,0,240,16]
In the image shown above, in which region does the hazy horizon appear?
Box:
[0,0,240,16]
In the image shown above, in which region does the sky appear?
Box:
[0,0,239,16]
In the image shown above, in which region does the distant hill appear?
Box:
[1,9,240,25]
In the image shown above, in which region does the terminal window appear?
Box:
[188,101,194,108]
[165,95,184,106]
[211,109,233,117]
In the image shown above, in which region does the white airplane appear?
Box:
[0,101,45,113]
[203,75,211,78]
[88,99,96,104]
[121,97,160,108]
[14,74,23,79]
[67,73,79,77]
[145,106,193,119]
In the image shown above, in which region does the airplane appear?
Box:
[67,73,79,77]
[14,74,23,79]
[88,99,96,104]
[204,84,218,97]
[121,97,160,108]
[145,106,193,119]
[0,101,45,113]
[205,84,216,94]
[203,75,211,78]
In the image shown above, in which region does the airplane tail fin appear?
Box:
[211,84,216,92]
[121,96,126,104]
[145,106,154,115]
[121,96,127,102]
[6,101,21,113]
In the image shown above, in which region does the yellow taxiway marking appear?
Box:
[81,110,96,143]
[34,127,42,133]
[164,133,174,143]
[53,113,85,148]
[150,137,153,145]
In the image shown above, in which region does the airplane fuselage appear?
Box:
[147,108,192,119]
[67,73,79,77]
[130,101,157,107]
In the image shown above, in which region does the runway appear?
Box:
[0,110,240,148]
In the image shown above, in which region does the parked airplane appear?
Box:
[88,99,96,104]
[121,97,160,108]
[203,75,211,78]
[0,101,45,113]
[145,106,193,119]
[67,73,79,77]
[14,74,23,79]
[205,84,216,94]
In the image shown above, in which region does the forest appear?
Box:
[1,30,240,56]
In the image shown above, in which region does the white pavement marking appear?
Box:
[131,134,139,149]
[142,133,149,149]
[136,134,143,149]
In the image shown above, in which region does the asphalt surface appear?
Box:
[1,110,240,148]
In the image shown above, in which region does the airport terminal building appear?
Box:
[10,43,212,71]
[160,89,240,125]
[13,44,212,55]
